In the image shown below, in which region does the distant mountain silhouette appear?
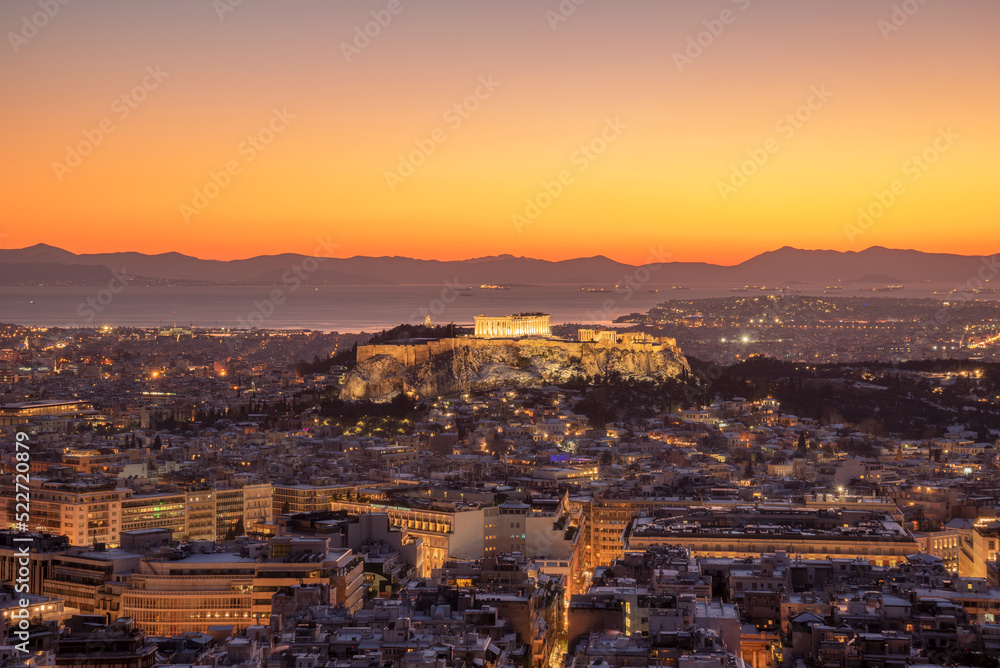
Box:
[244,267,392,285]
[0,261,126,286]
[0,244,995,286]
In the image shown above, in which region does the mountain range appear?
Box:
[0,244,994,287]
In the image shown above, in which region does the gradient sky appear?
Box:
[2,0,997,265]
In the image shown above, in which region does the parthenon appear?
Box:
[474,313,551,339]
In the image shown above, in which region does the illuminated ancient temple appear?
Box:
[474,313,550,339]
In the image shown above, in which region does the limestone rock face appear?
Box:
[340,338,689,401]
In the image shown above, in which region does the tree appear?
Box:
[743,460,754,480]
[224,517,246,541]
[281,500,290,515]
[796,432,807,457]
[153,434,162,449]
[488,433,512,459]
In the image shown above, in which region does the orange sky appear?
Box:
[2,0,998,265]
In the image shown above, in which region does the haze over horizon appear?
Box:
[3,0,998,264]
[3,241,999,267]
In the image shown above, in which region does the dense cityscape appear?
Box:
[616,296,1000,366]
[3,314,1000,668]
[5,0,998,665]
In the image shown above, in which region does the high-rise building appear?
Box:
[3,477,125,547]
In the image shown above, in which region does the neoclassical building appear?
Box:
[474,313,550,339]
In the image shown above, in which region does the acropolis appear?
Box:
[474,313,551,339]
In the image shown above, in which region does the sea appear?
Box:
[0,283,984,332]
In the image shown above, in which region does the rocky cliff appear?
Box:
[340,338,689,400]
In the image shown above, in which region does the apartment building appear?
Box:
[120,537,364,635]
[4,477,126,548]
[273,484,357,516]
[120,492,186,537]
[626,512,919,568]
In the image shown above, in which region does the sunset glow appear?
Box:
[2,0,998,264]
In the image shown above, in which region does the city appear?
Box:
[2,317,1000,667]
[3,0,999,666]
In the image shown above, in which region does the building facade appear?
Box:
[474,313,550,339]
[120,492,186,538]
[120,538,364,635]
[4,478,126,548]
